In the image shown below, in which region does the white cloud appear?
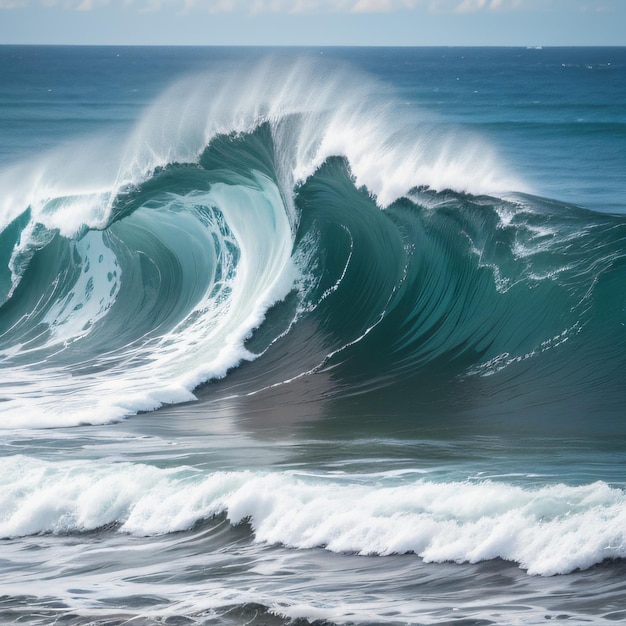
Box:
[348,0,531,13]
[76,0,111,9]
[427,0,525,12]
[350,0,428,13]
[0,0,614,14]
[351,0,396,13]
[454,0,487,12]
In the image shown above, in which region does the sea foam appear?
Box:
[1,456,624,577]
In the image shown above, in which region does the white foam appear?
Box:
[1,456,624,577]
[41,232,121,345]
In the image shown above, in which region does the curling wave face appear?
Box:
[0,59,625,429]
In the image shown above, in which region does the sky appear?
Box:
[0,0,624,46]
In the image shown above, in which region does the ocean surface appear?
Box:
[1,46,625,625]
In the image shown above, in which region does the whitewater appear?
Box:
[1,46,625,625]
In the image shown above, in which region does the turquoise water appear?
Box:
[1,46,626,625]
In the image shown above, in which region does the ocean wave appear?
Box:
[1,455,625,577]
[0,59,625,428]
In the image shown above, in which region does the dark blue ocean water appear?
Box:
[1,46,625,625]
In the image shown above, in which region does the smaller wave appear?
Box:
[2,455,624,577]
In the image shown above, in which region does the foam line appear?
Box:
[1,456,624,576]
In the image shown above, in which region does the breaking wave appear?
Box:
[0,58,625,429]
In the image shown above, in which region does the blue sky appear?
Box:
[0,0,624,46]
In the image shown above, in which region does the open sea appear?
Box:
[1,46,626,625]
